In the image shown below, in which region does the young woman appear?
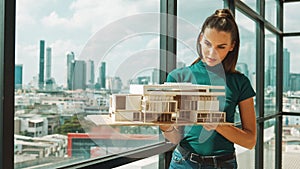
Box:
[160,9,256,169]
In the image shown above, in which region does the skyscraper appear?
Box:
[46,47,52,80]
[99,62,106,89]
[73,60,86,90]
[86,60,95,86]
[66,51,75,90]
[39,40,45,90]
[15,64,23,89]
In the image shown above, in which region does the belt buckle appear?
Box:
[189,153,199,163]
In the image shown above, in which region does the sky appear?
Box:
[16,0,161,86]
[15,0,300,87]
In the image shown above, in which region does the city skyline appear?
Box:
[15,0,300,87]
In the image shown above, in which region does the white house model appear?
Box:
[109,83,226,124]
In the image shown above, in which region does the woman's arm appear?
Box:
[159,125,183,144]
[204,97,257,149]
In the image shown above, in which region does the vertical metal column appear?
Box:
[223,0,235,15]
[275,1,283,169]
[159,0,177,84]
[255,0,265,168]
[159,0,177,168]
[0,0,16,169]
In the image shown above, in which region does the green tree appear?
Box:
[55,115,95,135]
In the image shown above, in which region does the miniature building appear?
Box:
[109,83,227,124]
[109,94,142,121]
[141,95,177,122]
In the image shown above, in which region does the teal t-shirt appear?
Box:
[167,60,256,155]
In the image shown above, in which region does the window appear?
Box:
[15,0,160,168]
[283,36,300,113]
[282,115,300,168]
[265,0,278,27]
[234,9,257,169]
[177,0,223,66]
[264,119,276,169]
[265,29,277,116]
[284,2,300,33]
[235,9,257,118]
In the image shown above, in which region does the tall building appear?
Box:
[290,73,300,91]
[265,37,276,87]
[99,62,106,89]
[106,76,122,93]
[86,60,95,86]
[283,48,291,92]
[15,64,23,89]
[72,60,86,90]
[46,47,52,80]
[39,40,45,90]
[152,68,159,84]
[66,51,75,90]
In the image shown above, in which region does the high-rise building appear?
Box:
[99,62,106,89]
[283,48,290,92]
[152,68,159,84]
[106,76,122,93]
[86,60,95,86]
[46,47,52,80]
[290,73,300,91]
[39,40,45,90]
[67,51,75,90]
[15,64,23,89]
[72,60,86,90]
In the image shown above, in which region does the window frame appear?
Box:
[2,0,300,169]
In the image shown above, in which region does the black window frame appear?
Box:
[2,0,300,169]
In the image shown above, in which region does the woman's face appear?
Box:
[199,28,235,67]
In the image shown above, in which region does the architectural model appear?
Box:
[109,83,229,125]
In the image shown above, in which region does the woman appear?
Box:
[160,9,256,169]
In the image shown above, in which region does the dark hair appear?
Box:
[192,9,240,73]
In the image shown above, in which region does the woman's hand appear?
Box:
[159,125,182,144]
[160,125,174,132]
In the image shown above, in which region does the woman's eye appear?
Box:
[218,46,225,49]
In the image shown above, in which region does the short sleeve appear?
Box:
[238,75,256,102]
[166,70,179,82]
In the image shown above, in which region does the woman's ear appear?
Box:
[229,41,236,51]
[199,33,203,42]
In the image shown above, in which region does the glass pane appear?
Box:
[15,0,160,168]
[283,37,300,113]
[264,119,276,169]
[282,115,300,168]
[235,10,257,121]
[265,29,277,116]
[284,2,300,33]
[240,0,257,13]
[177,0,223,65]
[265,0,278,27]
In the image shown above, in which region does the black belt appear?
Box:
[176,144,235,168]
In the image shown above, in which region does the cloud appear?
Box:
[41,11,71,27]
